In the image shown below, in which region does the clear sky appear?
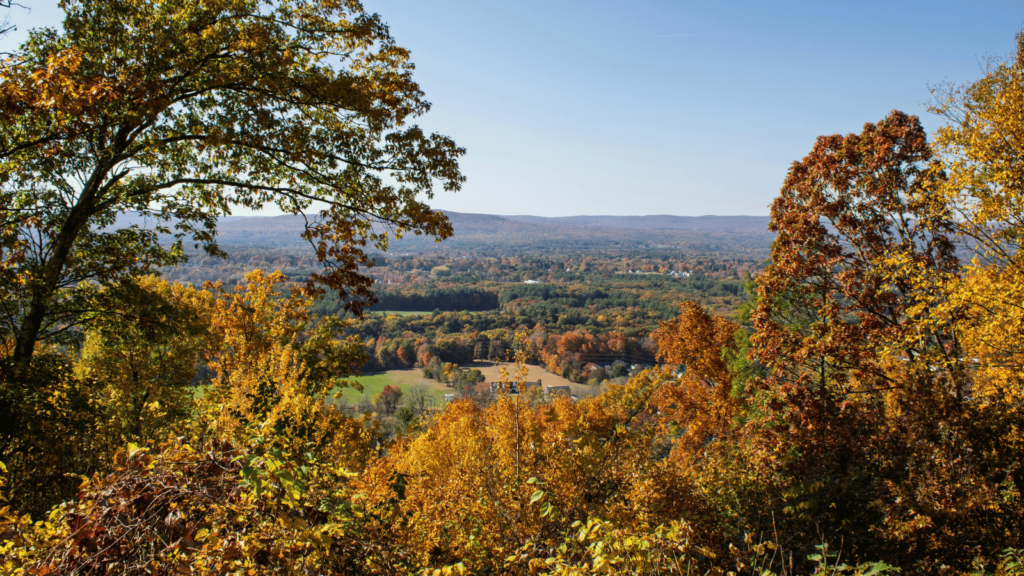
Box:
[6,1,1024,216]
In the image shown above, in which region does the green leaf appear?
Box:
[540,502,553,517]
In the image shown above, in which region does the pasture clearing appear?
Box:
[333,370,451,408]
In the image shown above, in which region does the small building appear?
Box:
[544,385,571,397]
[443,393,455,403]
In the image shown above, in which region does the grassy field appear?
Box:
[333,370,451,408]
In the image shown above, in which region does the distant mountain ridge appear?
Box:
[502,214,771,232]
[113,211,775,257]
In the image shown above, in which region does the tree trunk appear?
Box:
[9,189,99,376]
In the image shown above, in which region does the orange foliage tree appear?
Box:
[651,302,739,457]
[747,110,1024,570]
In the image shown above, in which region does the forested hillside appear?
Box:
[2,1,1024,575]
[162,246,756,383]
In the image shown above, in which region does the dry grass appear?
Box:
[464,361,600,397]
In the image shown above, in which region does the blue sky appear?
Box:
[6,1,1024,216]
[362,0,1024,216]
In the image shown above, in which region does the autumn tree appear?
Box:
[651,302,739,455]
[930,32,1024,397]
[752,111,962,459]
[760,111,952,490]
[2,272,383,572]
[359,388,716,573]
[748,110,1024,570]
[198,270,366,449]
[0,0,464,375]
[0,276,215,513]
[73,277,214,458]
[378,384,402,415]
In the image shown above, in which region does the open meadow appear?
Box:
[333,370,449,408]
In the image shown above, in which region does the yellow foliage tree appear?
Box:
[74,277,215,464]
[930,32,1024,399]
[197,270,371,468]
[355,336,719,573]
[2,278,215,514]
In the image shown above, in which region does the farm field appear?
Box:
[334,361,600,408]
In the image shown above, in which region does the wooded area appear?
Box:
[2,1,1024,575]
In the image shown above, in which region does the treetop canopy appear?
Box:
[0,0,464,365]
